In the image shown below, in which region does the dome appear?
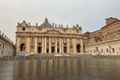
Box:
[40,18,52,28]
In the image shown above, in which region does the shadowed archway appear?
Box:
[20,43,26,51]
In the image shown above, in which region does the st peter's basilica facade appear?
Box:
[16,18,84,55]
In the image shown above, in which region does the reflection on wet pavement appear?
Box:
[0,56,120,80]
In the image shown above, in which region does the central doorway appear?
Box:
[51,46,55,53]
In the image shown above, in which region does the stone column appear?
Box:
[61,39,63,54]
[59,39,62,54]
[16,38,20,53]
[42,37,44,54]
[80,39,83,54]
[44,37,47,54]
[73,39,76,54]
[55,38,57,54]
[67,39,70,54]
[34,37,37,54]
[49,37,51,54]
[26,37,30,53]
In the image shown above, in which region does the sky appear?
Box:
[0,0,120,41]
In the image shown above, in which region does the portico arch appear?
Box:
[20,43,26,51]
[76,44,81,53]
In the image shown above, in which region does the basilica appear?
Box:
[16,17,120,56]
[16,18,84,55]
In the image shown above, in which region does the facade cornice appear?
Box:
[16,32,83,39]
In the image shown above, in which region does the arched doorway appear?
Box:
[76,44,80,53]
[37,46,42,54]
[20,43,26,51]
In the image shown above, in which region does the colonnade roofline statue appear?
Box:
[16,18,82,31]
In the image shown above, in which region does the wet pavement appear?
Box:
[0,56,120,80]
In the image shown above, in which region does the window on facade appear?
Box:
[64,47,67,53]
[38,43,42,46]
[22,27,26,31]
[76,44,80,53]
[57,48,60,53]
[112,48,115,53]
[52,42,55,45]
[47,48,49,53]
[57,42,59,46]
[106,48,109,53]
[51,46,55,53]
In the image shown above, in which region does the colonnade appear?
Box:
[23,36,84,54]
[0,39,15,57]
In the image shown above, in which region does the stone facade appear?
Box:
[16,17,120,56]
[16,18,84,55]
[85,17,120,56]
[0,31,15,57]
